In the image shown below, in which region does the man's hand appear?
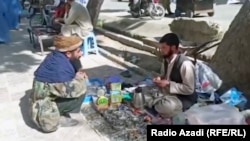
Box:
[54,18,63,24]
[153,76,161,82]
[76,71,88,80]
[154,79,170,88]
[54,18,59,23]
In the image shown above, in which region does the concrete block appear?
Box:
[169,17,224,44]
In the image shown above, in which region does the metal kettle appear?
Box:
[132,87,145,109]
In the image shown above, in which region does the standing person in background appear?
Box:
[0,1,10,43]
[160,0,173,16]
[3,0,22,30]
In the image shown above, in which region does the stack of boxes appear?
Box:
[84,76,129,111]
[110,83,123,108]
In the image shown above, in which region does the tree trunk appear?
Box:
[87,0,104,27]
[210,0,250,95]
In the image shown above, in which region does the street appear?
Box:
[101,0,242,30]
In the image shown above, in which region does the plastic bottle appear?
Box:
[230,88,240,106]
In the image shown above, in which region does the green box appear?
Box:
[110,83,122,91]
[110,90,122,104]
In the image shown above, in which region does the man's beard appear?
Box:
[70,57,80,61]
[70,58,82,72]
[70,55,81,60]
[162,50,173,59]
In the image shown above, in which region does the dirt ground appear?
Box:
[96,33,162,74]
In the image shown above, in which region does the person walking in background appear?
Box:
[160,0,173,16]
[3,0,22,30]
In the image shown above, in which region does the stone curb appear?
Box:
[95,28,159,55]
[97,15,226,62]
[98,48,159,77]
[96,27,143,49]
[101,24,159,47]
[97,16,165,53]
[100,23,153,47]
[98,15,225,44]
[98,16,146,40]
[95,29,205,69]
[95,26,217,62]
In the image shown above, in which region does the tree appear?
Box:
[87,0,104,27]
[210,0,250,94]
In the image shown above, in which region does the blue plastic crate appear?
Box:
[88,78,104,87]
[104,75,122,85]
[83,95,92,104]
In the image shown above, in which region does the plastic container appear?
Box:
[92,96,109,111]
[104,75,122,85]
[96,96,109,105]
[104,76,122,94]
[86,86,97,96]
[88,78,104,87]
[230,89,240,104]
[122,92,132,101]
[110,83,122,91]
[82,95,92,104]
[220,87,247,110]
[110,91,122,103]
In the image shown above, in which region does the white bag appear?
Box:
[195,61,222,94]
[185,104,247,125]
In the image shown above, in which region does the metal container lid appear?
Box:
[135,87,142,93]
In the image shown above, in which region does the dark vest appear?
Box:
[164,54,197,111]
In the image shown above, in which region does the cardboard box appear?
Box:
[110,90,123,104]
[110,83,122,91]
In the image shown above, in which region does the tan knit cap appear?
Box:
[54,35,83,52]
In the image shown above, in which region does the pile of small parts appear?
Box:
[82,106,148,141]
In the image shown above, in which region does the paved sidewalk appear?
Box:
[0,21,143,141]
